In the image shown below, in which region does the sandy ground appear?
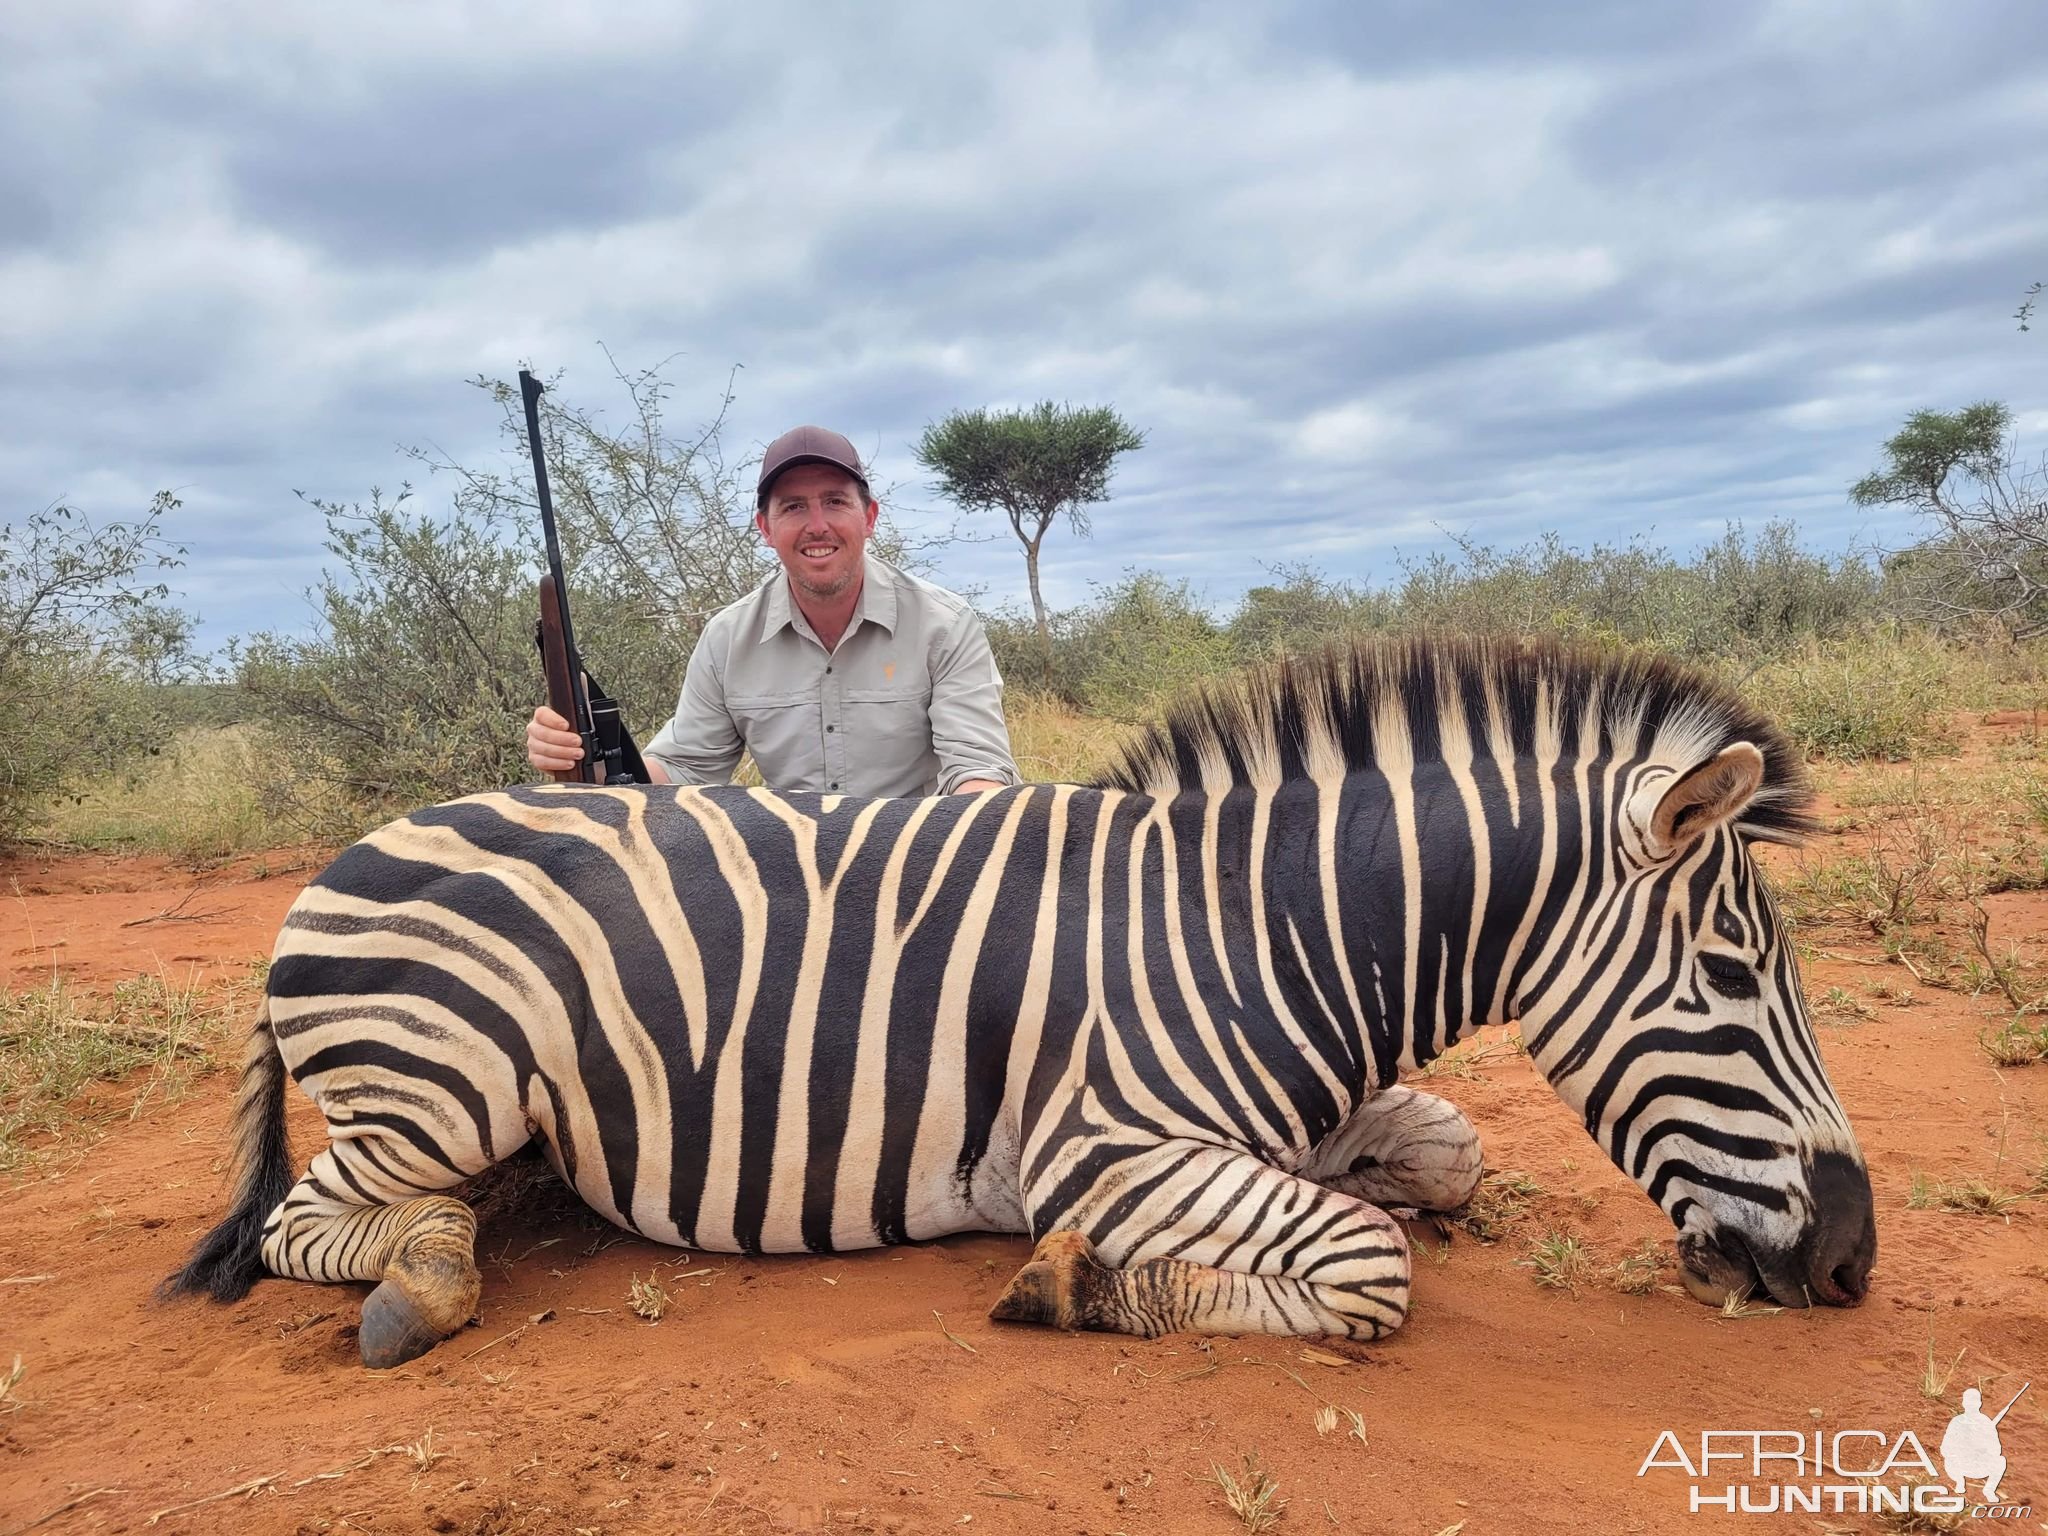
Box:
[2,805,2045,1535]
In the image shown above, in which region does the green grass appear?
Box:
[0,971,247,1173]
[1521,1230,1594,1291]
[34,724,287,861]
[1979,1017,2047,1067]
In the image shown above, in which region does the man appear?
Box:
[526,424,1018,798]
[1940,1387,2010,1502]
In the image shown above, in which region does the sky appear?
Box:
[4,0,2045,649]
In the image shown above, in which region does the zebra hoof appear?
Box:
[989,1259,1063,1327]
[359,1280,446,1369]
[989,1232,1099,1329]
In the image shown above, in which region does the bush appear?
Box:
[232,487,571,838]
[36,723,286,862]
[989,571,1235,721]
[1383,523,1886,659]
[1228,563,1387,660]
[1734,629,1964,761]
[0,495,194,846]
[1006,523,1900,725]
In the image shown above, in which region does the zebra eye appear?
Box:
[1698,951,1760,999]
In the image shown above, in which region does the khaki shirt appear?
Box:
[642,555,1020,797]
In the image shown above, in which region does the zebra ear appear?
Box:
[1636,742,1766,861]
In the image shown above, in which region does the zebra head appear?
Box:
[1520,733,1876,1311]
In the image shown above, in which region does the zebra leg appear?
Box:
[1296,1084,1484,1212]
[260,1139,484,1370]
[990,1142,1411,1341]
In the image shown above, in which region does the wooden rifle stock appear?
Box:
[537,571,586,784]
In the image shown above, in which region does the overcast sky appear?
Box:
[4,0,2045,649]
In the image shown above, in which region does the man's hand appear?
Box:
[952,778,1006,794]
[527,706,585,775]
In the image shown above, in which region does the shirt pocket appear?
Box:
[723,689,827,789]
[839,692,937,774]
[842,687,932,751]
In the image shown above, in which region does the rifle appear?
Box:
[1990,1382,2030,1426]
[520,368,646,786]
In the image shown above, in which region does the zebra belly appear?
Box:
[535,1078,1031,1254]
[270,781,1067,1256]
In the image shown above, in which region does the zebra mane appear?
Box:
[1093,634,1816,842]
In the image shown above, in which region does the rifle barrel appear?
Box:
[519,368,584,727]
[1990,1381,2030,1425]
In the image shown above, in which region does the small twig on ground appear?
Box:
[0,1275,53,1286]
[120,878,232,928]
[460,1323,531,1360]
[0,1486,125,1536]
[145,1472,280,1526]
[934,1310,979,1354]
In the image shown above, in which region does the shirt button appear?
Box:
[830,781,839,790]
[826,724,835,733]
[825,665,833,674]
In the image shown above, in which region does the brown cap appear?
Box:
[757,425,869,507]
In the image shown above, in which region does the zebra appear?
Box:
[162,637,1876,1368]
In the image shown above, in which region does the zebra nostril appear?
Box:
[1805,1149,1877,1306]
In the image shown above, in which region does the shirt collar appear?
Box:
[759,552,897,644]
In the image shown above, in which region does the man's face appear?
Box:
[755,464,878,603]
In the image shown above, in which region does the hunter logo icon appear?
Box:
[1941,1383,2028,1503]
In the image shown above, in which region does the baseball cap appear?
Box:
[757,425,869,507]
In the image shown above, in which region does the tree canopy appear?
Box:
[915,402,1144,685]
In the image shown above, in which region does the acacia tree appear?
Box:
[915,402,1143,686]
[1852,401,2048,638]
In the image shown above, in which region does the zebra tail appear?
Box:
[157,1002,294,1303]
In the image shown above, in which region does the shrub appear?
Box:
[1036,571,1235,720]
[0,495,195,846]
[1227,563,1386,661]
[1735,629,1963,761]
[36,723,283,861]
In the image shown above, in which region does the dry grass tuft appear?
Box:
[1210,1452,1284,1534]
[1906,1172,2031,1217]
[0,1356,24,1417]
[1717,1288,1784,1320]
[1979,1017,2047,1067]
[1609,1239,1667,1295]
[1456,1171,1543,1242]
[1876,1500,1967,1533]
[1521,1231,1593,1292]
[0,969,252,1173]
[628,1273,670,1321]
[1415,1039,1519,1081]
[392,1427,445,1483]
[1920,1332,1966,1400]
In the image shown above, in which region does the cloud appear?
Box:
[1,0,2044,649]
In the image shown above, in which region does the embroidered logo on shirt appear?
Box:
[884,661,896,681]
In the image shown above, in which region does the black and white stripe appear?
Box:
[166,637,1876,1363]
